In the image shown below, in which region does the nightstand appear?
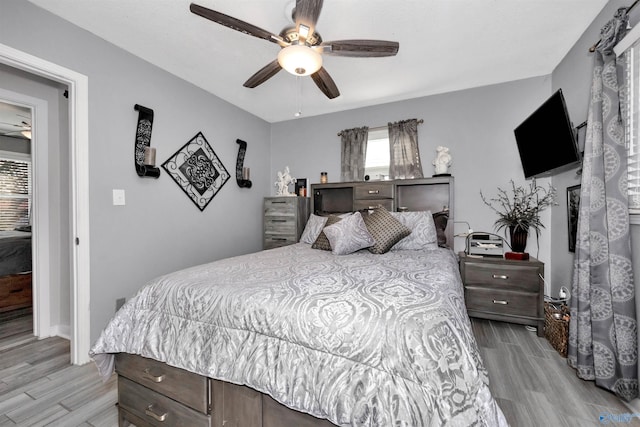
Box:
[263,197,310,249]
[459,252,545,337]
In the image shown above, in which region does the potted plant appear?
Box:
[480,179,557,253]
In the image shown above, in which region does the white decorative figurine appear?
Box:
[275,166,297,196]
[432,146,452,175]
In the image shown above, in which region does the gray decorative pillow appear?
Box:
[300,214,328,244]
[311,215,343,251]
[432,210,450,247]
[363,206,412,254]
[323,211,375,255]
[390,211,438,250]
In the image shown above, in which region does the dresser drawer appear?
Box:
[0,273,32,312]
[464,286,539,318]
[264,217,296,234]
[263,235,297,249]
[462,262,540,292]
[115,353,209,413]
[264,198,297,216]
[354,184,393,200]
[118,376,211,427]
[353,199,393,211]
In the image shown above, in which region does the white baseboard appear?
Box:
[623,397,640,413]
[50,324,71,340]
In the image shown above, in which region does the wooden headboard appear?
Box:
[310,176,454,246]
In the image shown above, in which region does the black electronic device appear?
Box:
[514,89,580,179]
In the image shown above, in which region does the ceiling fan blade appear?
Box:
[190,3,281,45]
[321,40,399,57]
[295,0,323,39]
[311,67,339,99]
[243,60,282,88]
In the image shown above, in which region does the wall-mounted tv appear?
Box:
[514,89,580,179]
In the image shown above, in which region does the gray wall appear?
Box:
[0,134,31,155]
[1,0,271,342]
[271,77,554,271]
[551,0,640,299]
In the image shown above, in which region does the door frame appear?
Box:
[0,42,91,365]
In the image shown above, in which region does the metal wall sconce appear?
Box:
[134,104,160,178]
[236,139,252,188]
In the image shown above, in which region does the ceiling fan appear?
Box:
[190,0,399,99]
[0,119,31,140]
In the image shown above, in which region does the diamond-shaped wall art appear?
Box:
[162,132,230,211]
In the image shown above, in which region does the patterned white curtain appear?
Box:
[568,7,638,401]
[388,119,423,179]
[340,126,368,182]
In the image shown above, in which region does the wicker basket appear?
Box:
[544,302,570,357]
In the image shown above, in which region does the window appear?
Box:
[619,32,640,215]
[0,153,31,231]
[364,127,390,180]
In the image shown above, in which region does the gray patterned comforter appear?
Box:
[90,244,507,426]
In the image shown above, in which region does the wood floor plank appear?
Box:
[43,388,117,427]
[86,403,119,427]
[15,403,69,427]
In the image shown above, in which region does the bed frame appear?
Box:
[115,177,454,427]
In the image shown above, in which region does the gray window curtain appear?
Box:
[340,126,368,182]
[388,119,423,179]
[568,7,638,401]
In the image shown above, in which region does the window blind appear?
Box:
[0,158,31,231]
[622,42,640,214]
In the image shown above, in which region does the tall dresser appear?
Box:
[263,197,310,249]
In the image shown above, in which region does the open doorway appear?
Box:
[0,101,33,328]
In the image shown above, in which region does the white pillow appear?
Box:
[323,211,375,255]
[390,211,438,250]
[300,214,329,244]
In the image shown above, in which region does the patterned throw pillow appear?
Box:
[323,211,375,255]
[311,215,343,251]
[362,206,412,254]
[300,214,329,244]
[390,211,439,250]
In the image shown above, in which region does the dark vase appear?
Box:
[509,226,529,253]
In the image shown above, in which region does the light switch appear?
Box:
[112,189,126,206]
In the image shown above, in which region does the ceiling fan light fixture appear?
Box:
[277,45,322,76]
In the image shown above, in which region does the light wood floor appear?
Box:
[0,310,634,426]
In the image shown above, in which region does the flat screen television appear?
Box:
[514,89,580,179]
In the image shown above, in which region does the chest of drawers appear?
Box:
[459,253,545,336]
[263,197,310,250]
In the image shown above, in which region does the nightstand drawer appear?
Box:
[353,199,393,211]
[464,286,539,318]
[354,184,394,199]
[463,262,540,292]
[118,376,211,426]
[115,353,209,413]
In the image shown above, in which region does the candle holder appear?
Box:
[134,104,160,178]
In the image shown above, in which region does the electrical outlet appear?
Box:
[115,297,126,312]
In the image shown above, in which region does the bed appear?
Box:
[0,230,32,313]
[90,177,508,426]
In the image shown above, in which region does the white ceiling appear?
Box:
[26,0,608,123]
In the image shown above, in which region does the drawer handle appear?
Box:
[271,238,287,241]
[271,201,287,204]
[145,404,168,422]
[368,190,380,194]
[493,300,508,305]
[271,219,287,222]
[142,368,166,383]
[9,288,23,293]
[492,274,509,280]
